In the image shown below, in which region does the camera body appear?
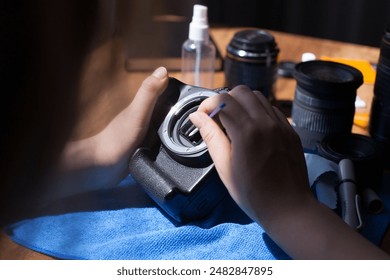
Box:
[128,78,228,223]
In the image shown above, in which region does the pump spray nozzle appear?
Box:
[181,4,215,88]
[189,5,209,42]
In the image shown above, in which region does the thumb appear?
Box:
[189,111,232,182]
[129,66,169,124]
[100,67,169,154]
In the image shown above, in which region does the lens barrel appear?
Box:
[369,25,390,166]
[291,60,363,152]
[224,29,279,99]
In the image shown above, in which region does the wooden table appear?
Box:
[1,27,388,259]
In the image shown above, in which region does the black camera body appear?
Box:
[128,78,228,223]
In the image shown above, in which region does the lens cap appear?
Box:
[227,29,279,59]
[318,133,384,190]
[294,60,363,94]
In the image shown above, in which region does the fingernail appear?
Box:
[189,112,201,125]
[152,67,167,79]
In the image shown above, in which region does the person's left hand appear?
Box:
[44,67,169,201]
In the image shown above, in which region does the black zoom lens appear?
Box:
[369,26,390,166]
[292,60,363,152]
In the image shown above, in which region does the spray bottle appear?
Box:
[181,5,215,88]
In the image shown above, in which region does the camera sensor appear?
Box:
[180,117,203,146]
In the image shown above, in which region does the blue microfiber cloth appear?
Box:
[5,154,390,259]
[5,175,288,260]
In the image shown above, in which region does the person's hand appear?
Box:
[44,67,169,201]
[189,85,312,226]
[190,85,389,259]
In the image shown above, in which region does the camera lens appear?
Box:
[224,29,279,99]
[291,60,363,152]
[318,134,384,191]
[369,25,390,166]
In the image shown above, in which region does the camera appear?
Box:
[128,78,228,223]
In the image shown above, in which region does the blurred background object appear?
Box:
[122,0,221,71]
[122,0,390,71]
[206,0,390,47]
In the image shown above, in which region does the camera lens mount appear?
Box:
[159,90,217,166]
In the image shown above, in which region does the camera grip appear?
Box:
[129,148,180,203]
[129,147,228,222]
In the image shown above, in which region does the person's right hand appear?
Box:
[189,85,312,227]
[190,85,389,259]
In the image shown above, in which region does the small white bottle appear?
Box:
[181,5,216,88]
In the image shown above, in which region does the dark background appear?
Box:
[183,0,390,48]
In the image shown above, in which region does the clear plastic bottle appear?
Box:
[181,5,215,88]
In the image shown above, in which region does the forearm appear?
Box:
[40,67,168,203]
[42,135,127,202]
[260,195,389,259]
